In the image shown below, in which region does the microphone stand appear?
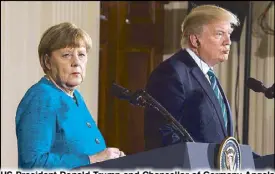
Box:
[129,89,195,142]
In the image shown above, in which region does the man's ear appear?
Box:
[189,34,200,48]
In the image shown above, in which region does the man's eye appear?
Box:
[79,53,86,57]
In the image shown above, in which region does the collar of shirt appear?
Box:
[185,48,213,75]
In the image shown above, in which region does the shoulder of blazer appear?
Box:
[168,49,198,83]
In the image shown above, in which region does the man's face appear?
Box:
[197,21,233,66]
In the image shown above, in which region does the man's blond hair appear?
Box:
[181,5,240,48]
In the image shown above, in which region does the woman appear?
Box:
[16,22,125,169]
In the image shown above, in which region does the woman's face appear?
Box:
[46,46,88,92]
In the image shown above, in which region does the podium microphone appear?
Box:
[111,82,141,105]
[111,83,194,142]
[246,77,274,99]
[111,82,131,100]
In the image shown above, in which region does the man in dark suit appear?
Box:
[144,4,240,150]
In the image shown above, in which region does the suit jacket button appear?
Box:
[86,122,91,128]
[95,138,100,144]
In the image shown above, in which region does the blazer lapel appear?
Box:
[191,66,227,136]
[216,79,234,136]
[176,49,228,136]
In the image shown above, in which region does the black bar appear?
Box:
[242,1,253,145]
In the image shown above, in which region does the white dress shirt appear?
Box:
[185,48,214,84]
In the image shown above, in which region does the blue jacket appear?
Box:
[144,49,233,150]
[16,77,106,169]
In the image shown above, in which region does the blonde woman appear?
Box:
[16,22,125,170]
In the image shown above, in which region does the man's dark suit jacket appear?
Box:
[144,49,233,150]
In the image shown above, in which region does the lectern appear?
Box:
[77,142,256,170]
[254,154,274,169]
[101,84,274,171]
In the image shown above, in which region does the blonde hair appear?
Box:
[180,4,240,48]
[38,22,92,73]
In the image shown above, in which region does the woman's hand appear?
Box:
[89,147,126,164]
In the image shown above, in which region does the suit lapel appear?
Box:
[176,49,230,136]
[190,67,227,136]
[216,79,234,136]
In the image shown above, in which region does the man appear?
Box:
[144,4,240,150]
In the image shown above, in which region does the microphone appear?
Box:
[246,77,274,99]
[266,84,274,99]
[111,82,132,100]
[111,83,195,142]
[111,82,141,105]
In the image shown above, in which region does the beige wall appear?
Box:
[1,1,100,168]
